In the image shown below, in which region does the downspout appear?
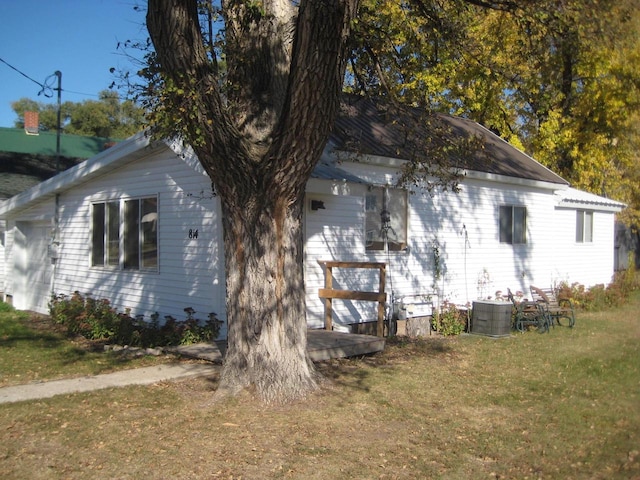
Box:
[50,70,62,299]
[381,185,397,334]
[50,193,61,299]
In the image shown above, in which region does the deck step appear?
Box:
[171,330,385,363]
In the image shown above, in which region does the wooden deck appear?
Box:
[306,329,385,361]
[171,330,385,363]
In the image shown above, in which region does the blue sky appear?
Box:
[0,1,147,128]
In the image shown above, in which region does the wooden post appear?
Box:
[324,263,333,331]
[317,261,387,337]
[377,264,386,337]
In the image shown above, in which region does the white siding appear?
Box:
[419,178,562,303]
[304,161,619,325]
[550,208,616,287]
[5,148,226,334]
[2,200,56,306]
[304,192,370,329]
[3,147,620,332]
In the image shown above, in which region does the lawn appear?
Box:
[1,294,639,479]
[0,305,178,388]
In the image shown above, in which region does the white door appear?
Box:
[15,222,53,313]
[304,194,365,328]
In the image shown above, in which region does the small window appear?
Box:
[107,202,120,266]
[365,186,408,251]
[499,205,527,244]
[91,203,106,266]
[576,210,593,243]
[124,199,140,269]
[141,197,158,269]
[91,197,157,271]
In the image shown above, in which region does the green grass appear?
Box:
[0,305,176,387]
[0,294,639,479]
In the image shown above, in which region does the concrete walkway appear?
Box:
[0,363,218,405]
[0,330,385,405]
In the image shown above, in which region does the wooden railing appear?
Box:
[317,261,387,337]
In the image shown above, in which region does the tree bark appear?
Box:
[218,190,317,402]
[147,0,358,402]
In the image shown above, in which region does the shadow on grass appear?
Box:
[0,310,176,381]
[0,332,64,348]
[0,326,65,349]
[53,342,176,374]
[315,335,456,394]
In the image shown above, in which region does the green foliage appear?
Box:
[11,90,144,139]
[350,0,640,226]
[48,291,222,347]
[432,302,466,336]
[432,239,442,289]
[0,301,18,313]
[557,259,639,311]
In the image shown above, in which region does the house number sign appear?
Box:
[188,229,199,239]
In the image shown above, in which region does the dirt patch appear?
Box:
[19,312,107,351]
[20,312,65,334]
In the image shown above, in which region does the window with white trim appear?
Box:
[499,205,527,244]
[576,210,593,243]
[91,197,158,270]
[365,186,408,251]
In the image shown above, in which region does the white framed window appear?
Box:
[576,210,593,243]
[365,186,408,251]
[91,196,158,270]
[499,205,527,244]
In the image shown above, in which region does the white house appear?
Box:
[0,98,625,335]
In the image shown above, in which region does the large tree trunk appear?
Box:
[147,0,358,402]
[217,189,317,402]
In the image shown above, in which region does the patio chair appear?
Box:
[530,286,575,328]
[508,289,550,333]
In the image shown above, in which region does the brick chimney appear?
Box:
[24,111,39,135]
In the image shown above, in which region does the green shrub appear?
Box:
[557,259,639,312]
[49,291,87,335]
[48,292,222,347]
[433,302,466,336]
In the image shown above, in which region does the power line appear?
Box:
[0,56,126,101]
[64,89,101,98]
[0,56,45,90]
[1,56,57,98]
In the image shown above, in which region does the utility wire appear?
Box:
[1,56,121,101]
[64,89,101,98]
[0,56,45,90]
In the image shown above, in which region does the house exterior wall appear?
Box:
[551,208,616,287]
[304,160,619,326]
[3,200,56,309]
[304,188,370,329]
[1,147,621,333]
[413,177,563,302]
[3,148,226,333]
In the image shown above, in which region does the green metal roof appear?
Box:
[0,127,121,159]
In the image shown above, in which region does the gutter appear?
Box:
[0,132,156,219]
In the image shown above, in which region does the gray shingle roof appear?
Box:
[329,97,568,185]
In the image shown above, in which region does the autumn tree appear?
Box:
[145,0,359,403]
[143,0,633,402]
[11,90,144,139]
[348,0,640,223]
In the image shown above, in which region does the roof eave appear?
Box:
[0,132,156,219]
[463,169,569,190]
[329,149,569,190]
[556,200,626,213]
